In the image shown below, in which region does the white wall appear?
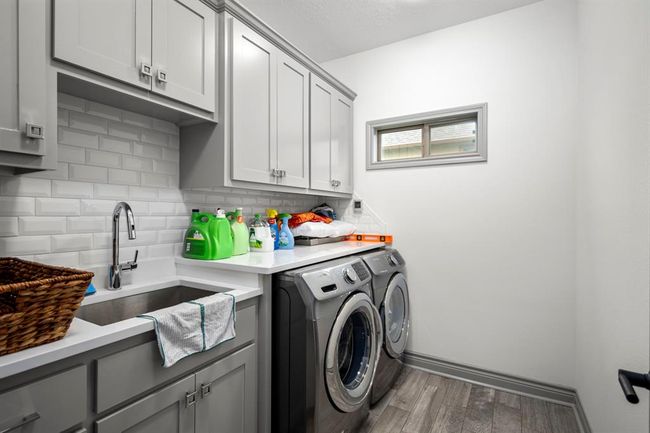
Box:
[575,1,650,432]
[0,94,319,287]
[323,0,579,386]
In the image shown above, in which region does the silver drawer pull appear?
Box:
[25,123,44,139]
[201,383,211,398]
[0,412,40,433]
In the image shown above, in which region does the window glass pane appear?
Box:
[429,120,477,156]
[379,127,423,161]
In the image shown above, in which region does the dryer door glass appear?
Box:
[383,273,410,358]
[325,293,382,413]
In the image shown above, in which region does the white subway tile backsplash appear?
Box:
[108,121,140,141]
[141,129,168,146]
[109,168,140,185]
[99,136,132,154]
[87,150,122,168]
[70,164,108,183]
[57,93,85,112]
[123,156,154,172]
[0,217,19,236]
[141,172,169,187]
[52,180,93,198]
[86,101,122,121]
[58,144,86,163]
[133,142,163,159]
[36,198,80,216]
[129,186,158,201]
[33,252,80,267]
[94,184,129,200]
[19,217,67,235]
[0,177,51,197]
[0,93,322,266]
[52,234,93,252]
[0,197,35,216]
[0,236,51,255]
[150,202,176,215]
[67,216,105,233]
[122,111,153,129]
[59,128,100,149]
[69,111,108,134]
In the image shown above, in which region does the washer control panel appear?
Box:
[295,257,371,301]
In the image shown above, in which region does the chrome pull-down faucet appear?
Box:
[109,202,138,290]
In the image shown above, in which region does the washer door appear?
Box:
[325,292,382,413]
[383,273,410,359]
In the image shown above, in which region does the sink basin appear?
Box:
[75,286,215,326]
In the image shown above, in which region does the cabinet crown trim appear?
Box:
[205,0,357,100]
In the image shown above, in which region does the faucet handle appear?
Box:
[122,249,139,271]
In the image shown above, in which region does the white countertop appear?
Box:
[175,241,384,274]
[0,276,261,380]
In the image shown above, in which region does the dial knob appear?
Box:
[388,254,400,266]
[343,268,358,284]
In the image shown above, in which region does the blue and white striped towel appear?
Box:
[139,292,236,367]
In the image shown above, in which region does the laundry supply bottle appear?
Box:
[230,207,250,255]
[183,209,215,260]
[278,213,295,249]
[266,208,280,250]
[249,214,274,253]
[210,209,234,260]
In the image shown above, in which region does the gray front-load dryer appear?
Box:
[272,256,383,433]
[357,248,409,405]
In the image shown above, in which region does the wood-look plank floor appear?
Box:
[358,367,580,433]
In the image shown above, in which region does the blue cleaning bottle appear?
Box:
[277,213,294,250]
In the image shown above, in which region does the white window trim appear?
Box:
[366,103,488,170]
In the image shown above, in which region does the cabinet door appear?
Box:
[309,76,334,192]
[276,53,310,189]
[151,0,216,112]
[230,19,278,185]
[95,375,195,433]
[54,0,152,90]
[195,345,257,433]
[331,93,353,194]
[0,0,48,157]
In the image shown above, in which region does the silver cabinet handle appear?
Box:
[140,62,153,78]
[157,69,168,84]
[201,383,211,398]
[271,168,279,177]
[185,391,197,408]
[0,413,40,433]
[331,179,341,187]
[25,123,44,139]
[280,170,286,178]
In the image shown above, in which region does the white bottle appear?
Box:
[249,214,274,253]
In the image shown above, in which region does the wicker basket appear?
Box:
[0,258,94,356]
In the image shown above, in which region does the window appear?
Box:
[367,103,487,169]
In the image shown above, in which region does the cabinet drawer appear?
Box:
[96,303,256,413]
[0,365,86,433]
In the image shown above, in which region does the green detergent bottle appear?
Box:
[183,209,215,260]
[210,209,234,260]
[230,207,250,255]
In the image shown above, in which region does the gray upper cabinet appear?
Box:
[276,52,310,189]
[0,0,56,170]
[95,375,195,433]
[54,0,215,112]
[53,0,152,90]
[230,18,277,185]
[310,76,354,194]
[151,0,216,112]
[195,345,257,433]
[230,19,309,189]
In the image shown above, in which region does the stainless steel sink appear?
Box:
[75,286,215,326]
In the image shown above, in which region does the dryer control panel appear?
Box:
[293,257,372,301]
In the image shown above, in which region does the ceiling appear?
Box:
[237,0,542,63]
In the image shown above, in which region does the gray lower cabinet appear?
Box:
[0,0,56,171]
[96,375,195,433]
[195,344,257,433]
[0,365,86,433]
